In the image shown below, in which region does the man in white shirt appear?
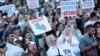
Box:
[5,31,24,56]
[85,12,98,27]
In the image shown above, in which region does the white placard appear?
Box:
[29,17,52,35]
[0,4,16,17]
[81,0,95,9]
[60,0,77,17]
[45,0,49,2]
[26,0,39,9]
[0,0,5,2]
[56,0,60,2]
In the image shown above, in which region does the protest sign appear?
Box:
[29,17,52,35]
[26,0,39,9]
[0,0,5,2]
[60,0,77,17]
[0,4,16,17]
[45,0,49,2]
[81,0,95,9]
[56,0,60,2]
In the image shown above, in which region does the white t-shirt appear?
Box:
[5,43,24,56]
[84,20,96,27]
[14,36,23,42]
[69,36,80,56]
[57,35,80,56]
[59,43,75,56]
[47,46,65,56]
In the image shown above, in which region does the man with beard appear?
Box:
[80,24,98,56]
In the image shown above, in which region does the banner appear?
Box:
[0,4,16,17]
[26,0,39,9]
[81,0,95,9]
[29,17,52,35]
[60,0,77,17]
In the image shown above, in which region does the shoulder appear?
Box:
[47,47,53,52]
[80,36,87,43]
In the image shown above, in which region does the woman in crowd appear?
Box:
[57,24,80,56]
[25,41,38,56]
[46,34,65,56]
[94,21,100,56]
[56,22,65,37]
[22,32,32,50]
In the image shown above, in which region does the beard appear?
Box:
[88,34,94,37]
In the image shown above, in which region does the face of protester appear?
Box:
[51,36,57,45]
[28,43,37,54]
[51,22,57,30]
[68,19,77,29]
[25,38,30,44]
[14,29,20,35]
[43,3,48,9]
[25,15,31,21]
[97,8,100,14]
[25,33,31,39]
[88,27,95,37]
[91,16,98,20]
[97,27,100,33]
[65,25,75,37]
[7,34,14,43]
[58,24,64,32]
[66,28,73,36]
[83,13,89,21]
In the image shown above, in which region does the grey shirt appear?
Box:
[79,35,98,56]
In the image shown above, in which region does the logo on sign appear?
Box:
[35,23,46,30]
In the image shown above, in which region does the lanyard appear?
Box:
[57,48,62,56]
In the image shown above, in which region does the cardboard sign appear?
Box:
[81,0,95,9]
[26,0,39,9]
[60,0,77,17]
[29,17,52,35]
[0,4,16,17]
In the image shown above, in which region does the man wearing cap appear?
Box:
[12,26,23,44]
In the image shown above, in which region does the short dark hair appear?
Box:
[84,24,95,33]
[94,21,100,28]
[90,12,97,18]
[5,31,14,38]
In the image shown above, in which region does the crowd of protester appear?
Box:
[0,0,100,56]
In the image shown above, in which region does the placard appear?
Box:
[26,0,39,9]
[29,17,52,35]
[0,4,16,17]
[0,0,5,2]
[60,0,77,17]
[45,0,49,2]
[81,0,95,9]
